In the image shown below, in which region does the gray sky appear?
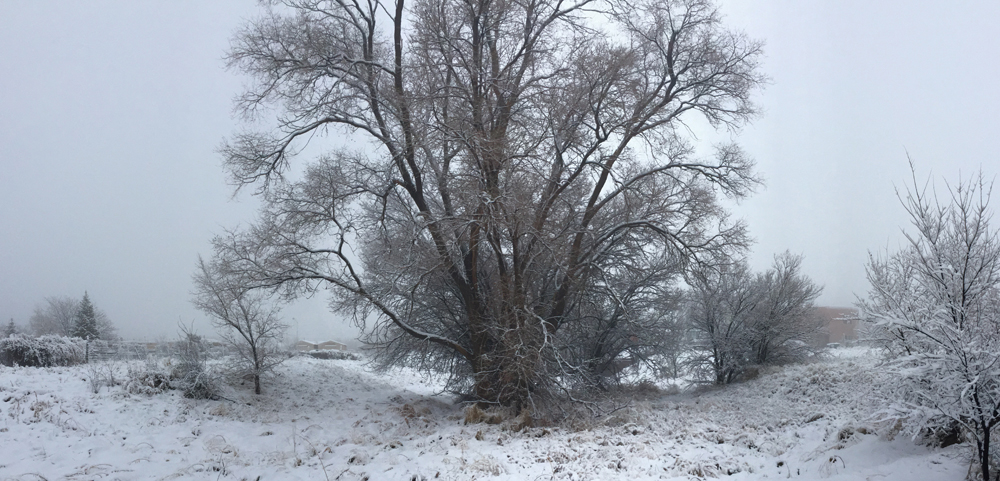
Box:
[1,1,998,340]
[720,0,1000,305]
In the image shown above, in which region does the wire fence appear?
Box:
[85,340,233,363]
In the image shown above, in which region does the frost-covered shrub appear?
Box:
[85,360,130,394]
[85,362,104,393]
[463,404,505,425]
[303,350,359,361]
[118,354,214,397]
[178,370,220,400]
[123,360,171,395]
[169,330,220,399]
[918,421,963,448]
[0,334,85,367]
[618,380,665,399]
[126,370,171,395]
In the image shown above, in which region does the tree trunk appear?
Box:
[980,422,991,481]
[254,373,261,395]
[473,353,535,409]
[471,312,543,409]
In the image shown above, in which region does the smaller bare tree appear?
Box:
[861,166,1000,481]
[192,256,287,395]
[748,252,823,365]
[686,252,822,384]
[29,296,78,337]
[686,259,758,384]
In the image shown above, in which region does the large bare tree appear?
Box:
[215,0,764,408]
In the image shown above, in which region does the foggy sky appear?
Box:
[1,1,998,340]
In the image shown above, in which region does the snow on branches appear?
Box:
[861,165,1000,480]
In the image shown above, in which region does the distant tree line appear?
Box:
[19,292,117,341]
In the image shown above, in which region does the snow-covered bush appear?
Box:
[0,334,85,367]
[860,167,1000,480]
[170,329,220,400]
[122,356,171,396]
[123,362,171,395]
[302,350,360,361]
[86,362,106,393]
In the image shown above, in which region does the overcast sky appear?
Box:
[1,1,998,341]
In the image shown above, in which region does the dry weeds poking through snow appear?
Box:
[0,348,970,480]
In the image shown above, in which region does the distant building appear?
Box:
[317,340,347,351]
[813,306,860,346]
[295,340,348,352]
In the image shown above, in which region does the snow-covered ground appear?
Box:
[0,348,968,480]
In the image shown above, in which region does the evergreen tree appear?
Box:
[4,318,16,337]
[73,292,99,340]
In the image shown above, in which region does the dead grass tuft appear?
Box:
[463,405,504,425]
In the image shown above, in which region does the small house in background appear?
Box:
[317,340,347,351]
[813,307,860,346]
[296,340,348,352]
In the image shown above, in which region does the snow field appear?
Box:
[0,348,970,480]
